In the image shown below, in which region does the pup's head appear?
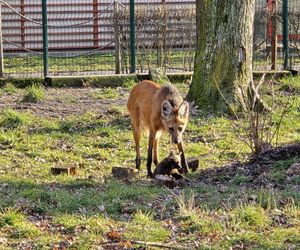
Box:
[161,100,189,144]
[167,151,182,169]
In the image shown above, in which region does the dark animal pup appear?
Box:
[153,151,183,180]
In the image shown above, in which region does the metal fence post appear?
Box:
[130,0,136,73]
[114,1,121,74]
[42,0,49,77]
[0,2,4,78]
[271,0,277,70]
[282,0,289,69]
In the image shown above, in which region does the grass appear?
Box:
[279,75,300,94]
[21,84,45,103]
[0,209,41,238]
[0,78,299,249]
[90,87,120,100]
[0,109,33,129]
[1,83,18,94]
[124,211,170,242]
[231,205,271,229]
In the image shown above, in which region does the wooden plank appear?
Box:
[51,164,77,176]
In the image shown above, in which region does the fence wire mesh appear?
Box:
[1,0,300,78]
[254,0,300,71]
[288,0,300,70]
[2,0,44,77]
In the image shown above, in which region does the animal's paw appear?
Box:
[147,171,154,179]
[178,167,188,174]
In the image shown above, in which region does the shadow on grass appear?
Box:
[0,177,164,218]
[1,144,299,220]
[28,115,131,136]
[193,143,300,208]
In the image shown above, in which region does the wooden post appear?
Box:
[20,0,25,48]
[271,0,277,70]
[93,0,99,48]
[114,1,121,74]
[42,0,49,77]
[0,2,4,78]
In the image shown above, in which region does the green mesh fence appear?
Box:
[0,0,299,78]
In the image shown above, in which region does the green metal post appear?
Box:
[282,0,289,69]
[42,0,49,77]
[0,2,4,78]
[130,0,136,73]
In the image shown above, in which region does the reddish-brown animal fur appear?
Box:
[127,80,189,177]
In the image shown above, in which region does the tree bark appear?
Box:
[187,0,255,114]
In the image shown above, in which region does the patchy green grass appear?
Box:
[1,83,18,95]
[90,87,120,100]
[0,109,33,129]
[279,75,300,93]
[0,77,299,249]
[124,211,170,242]
[21,84,45,103]
[0,209,41,239]
[231,205,271,229]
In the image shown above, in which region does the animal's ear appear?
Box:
[168,151,177,159]
[178,101,189,118]
[161,100,173,119]
[168,151,175,157]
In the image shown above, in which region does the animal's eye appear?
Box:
[169,127,174,131]
[178,127,183,132]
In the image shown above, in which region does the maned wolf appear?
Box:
[127,80,189,177]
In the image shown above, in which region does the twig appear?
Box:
[130,240,189,250]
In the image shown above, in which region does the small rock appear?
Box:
[286,163,300,176]
[121,202,135,214]
[218,185,228,193]
[112,167,138,179]
[154,175,176,189]
[249,194,258,202]
[253,172,270,186]
[98,205,106,213]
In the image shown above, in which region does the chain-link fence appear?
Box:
[114,1,195,74]
[288,0,300,70]
[254,0,300,71]
[1,0,117,77]
[0,0,299,78]
[1,1,44,77]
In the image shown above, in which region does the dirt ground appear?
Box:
[0,87,129,118]
[198,143,300,191]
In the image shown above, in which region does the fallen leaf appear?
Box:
[106,230,122,241]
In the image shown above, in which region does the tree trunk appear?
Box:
[187,0,255,114]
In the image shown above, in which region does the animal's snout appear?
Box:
[172,138,180,144]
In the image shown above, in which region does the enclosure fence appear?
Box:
[0,0,299,78]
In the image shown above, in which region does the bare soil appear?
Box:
[0,87,129,118]
[198,143,300,190]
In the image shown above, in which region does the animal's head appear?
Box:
[161,100,189,144]
[168,151,182,169]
